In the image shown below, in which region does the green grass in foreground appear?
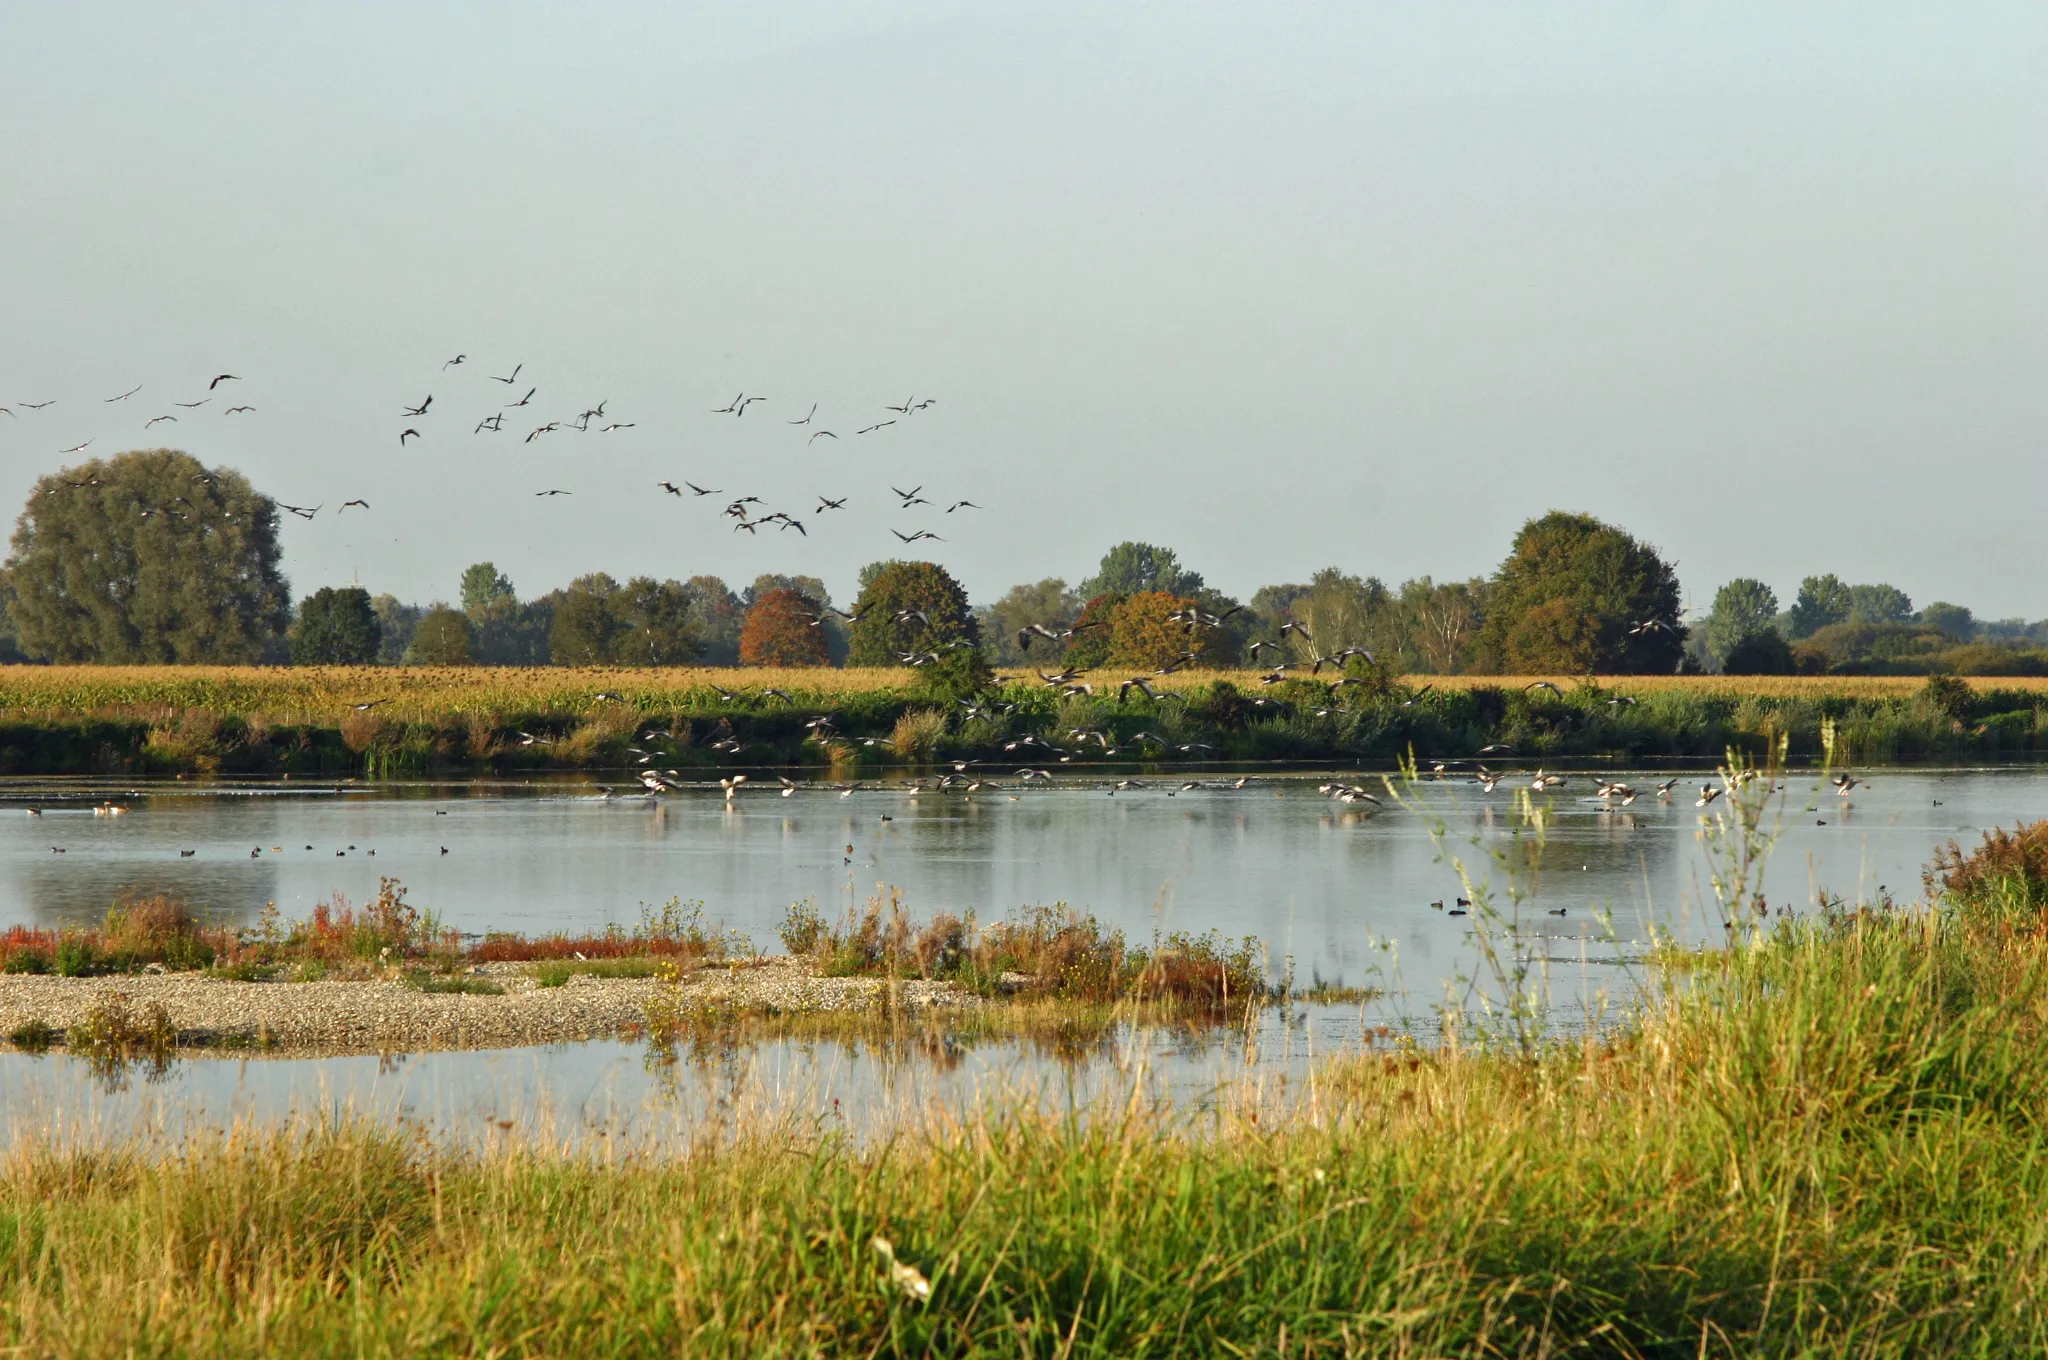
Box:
[2,866,2046,1355]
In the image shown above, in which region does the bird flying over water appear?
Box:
[808,430,837,443]
[401,395,432,416]
[535,489,572,496]
[339,499,370,511]
[685,481,720,496]
[58,440,92,454]
[815,496,846,511]
[892,529,943,543]
[788,403,816,425]
[173,399,208,408]
[225,406,255,414]
[658,481,683,496]
[144,415,176,427]
[600,423,634,432]
[946,500,979,512]
[490,364,522,384]
[21,400,53,410]
[505,388,536,408]
[208,374,238,389]
[105,384,142,402]
[278,502,320,519]
[857,421,895,434]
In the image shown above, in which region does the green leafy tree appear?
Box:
[370,595,422,663]
[1787,575,1852,638]
[847,561,978,664]
[1920,601,1975,643]
[1078,542,1204,600]
[460,562,515,614]
[1723,630,1794,675]
[982,578,1084,665]
[613,577,703,665]
[547,574,624,664]
[4,449,288,662]
[407,606,474,663]
[1396,576,1486,674]
[1703,578,1780,667]
[1062,593,1125,669]
[291,586,381,664]
[684,576,744,664]
[1473,511,1685,673]
[1846,583,1913,625]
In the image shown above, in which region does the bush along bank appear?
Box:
[2,671,2046,776]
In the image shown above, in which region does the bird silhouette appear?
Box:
[208,374,239,389]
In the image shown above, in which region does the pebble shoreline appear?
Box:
[0,958,968,1055]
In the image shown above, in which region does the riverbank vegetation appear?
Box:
[1,827,2043,1354]
[3,664,2047,775]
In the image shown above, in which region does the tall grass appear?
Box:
[1,866,2044,1355]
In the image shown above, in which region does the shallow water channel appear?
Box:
[2,765,2042,1142]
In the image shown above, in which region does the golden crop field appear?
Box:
[0,664,2031,724]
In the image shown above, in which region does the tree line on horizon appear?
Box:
[3,448,2046,676]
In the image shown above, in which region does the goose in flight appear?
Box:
[807,430,837,444]
[685,481,720,496]
[399,428,421,445]
[490,364,523,384]
[1628,618,1674,636]
[535,488,572,496]
[1526,681,1564,697]
[946,500,980,513]
[857,421,895,434]
[401,395,432,416]
[21,400,54,410]
[505,388,536,408]
[145,415,177,428]
[524,422,562,442]
[815,496,847,512]
[443,354,466,368]
[658,481,684,496]
[788,403,816,425]
[1697,784,1723,806]
[106,384,143,402]
[736,395,765,417]
[892,529,943,543]
[58,439,93,454]
[1117,676,1158,702]
[474,414,503,433]
[600,423,634,432]
[339,499,370,512]
[208,374,239,389]
[1279,620,1313,641]
[278,502,320,519]
[225,405,256,414]
[174,399,209,408]
[891,485,923,503]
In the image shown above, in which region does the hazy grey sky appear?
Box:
[3,4,2042,617]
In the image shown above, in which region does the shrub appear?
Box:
[402,972,504,996]
[68,992,176,1061]
[7,1019,60,1052]
[407,606,474,664]
[890,708,948,762]
[779,899,826,956]
[1920,672,1974,720]
[54,938,97,977]
[3,947,51,975]
[1722,631,1794,676]
[1926,820,2048,907]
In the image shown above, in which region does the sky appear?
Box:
[2,3,2043,619]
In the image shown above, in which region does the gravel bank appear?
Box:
[0,958,968,1054]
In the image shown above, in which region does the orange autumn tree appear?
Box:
[1106,591,1235,670]
[738,588,829,666]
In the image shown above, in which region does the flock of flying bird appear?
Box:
[8,359,966,546]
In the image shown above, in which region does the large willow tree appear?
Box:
[4,449,289,662]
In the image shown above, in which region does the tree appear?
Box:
[548,574,623,664]
[1078,542,1204,600]
[1282,569,1395,667]
[1473,511,1685,673]
[1062,593,1125,669]
[1921,602,1975,643]
[615,577,703,664]
[684,576,744,664]
[739,587,830,666]
[408,606,474,663]
[460,562,514,614]
[1846,583,1913,625]
[292,586,381,664]
[1788,575,1852,638]
[982,578,1083,665]
[1723,630,1794,675]
[1099,591,1227,669]
[4,449,289,662]
[1398,576,1485,674]
[848,561,978,664]
[1703,578,1780,667]
[370,595,422,663]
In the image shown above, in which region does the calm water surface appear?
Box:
[3,766,2041,1138]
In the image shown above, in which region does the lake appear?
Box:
[2,765,2041,1141]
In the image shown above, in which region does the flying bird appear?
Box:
[808,430,837,443]
[857,421,896,434]
[600,423,635,432]
[892,529,943,543]
[208,374,239,389]
[399,428,421,445]
[173,399,209,408]
[21,401,54,410]
[946,500,980,512]
[884,395,915,413]
[736,395,765,417]
[535,489,572,496]
[788,403,816,425]
[278,502,320,519]
[105,384,143,402]
[474,414,503,432]
[443,354,466,368]
[524,422,562,442]
[658,481,684,496]
[58,440,92,454]
[815,496,847,511]
[685,481,720,496]
[225,406,255,414]
[401,395,432,416]
[505,388,536,408]
[339,499,370,511]
[145,415,177,427]
[490,364,523,384]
